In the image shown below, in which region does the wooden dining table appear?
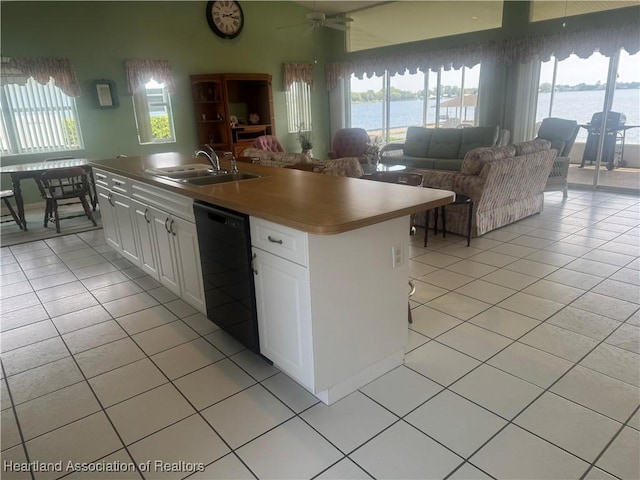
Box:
[0,158,96,230]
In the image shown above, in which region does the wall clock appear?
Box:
[206,1,244,39]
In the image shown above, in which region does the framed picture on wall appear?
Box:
[93,79,118,109]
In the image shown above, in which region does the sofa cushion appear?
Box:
[401,157,436,169]
[512,139,551,156]
[403,127,432,157]
[458,125,500,158]
[427,128,463,159]
[433,159,464,171]
[461,145,517,175]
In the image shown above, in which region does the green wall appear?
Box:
[1,1,336,202]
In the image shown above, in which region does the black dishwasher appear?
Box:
[193,201,259,353]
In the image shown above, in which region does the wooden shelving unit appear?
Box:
[190,73,274,156]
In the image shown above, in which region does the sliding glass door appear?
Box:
[536,49,639,192]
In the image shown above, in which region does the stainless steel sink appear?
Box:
[145,164,213,179]
[184,172,261,186]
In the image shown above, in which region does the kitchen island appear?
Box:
[90,153,454,404]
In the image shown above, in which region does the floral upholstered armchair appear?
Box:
[328,128,370,162]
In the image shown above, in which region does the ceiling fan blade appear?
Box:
[322,22,350,32]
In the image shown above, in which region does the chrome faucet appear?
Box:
[195,148,220,173]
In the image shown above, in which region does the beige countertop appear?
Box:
[90,152,455,234]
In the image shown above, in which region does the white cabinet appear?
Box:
[96,185,119,250]
[94,168,205,314]
[147,204,205,312]
[251,215,410,405]
[149,205,180,294]
[252,247,314,390]
[95,184,140,265]
[130,198,159,281]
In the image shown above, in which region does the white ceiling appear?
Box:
[292,1,387,15]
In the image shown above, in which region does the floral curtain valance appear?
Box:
[0,57,81,97]
[283,62,315,91]
[124,59,175,94]
[325,22,640,90]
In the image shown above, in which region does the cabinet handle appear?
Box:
[170,219,176,236]
[251,253,258,275]
[267,235,283,244]
[144,208,150,224]
[108,193,114,207]
[164,217,171,233]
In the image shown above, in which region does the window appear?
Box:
[349,65,481,142]
[0,77,83,155]
[132,80,175,144]
[286,80,312,133]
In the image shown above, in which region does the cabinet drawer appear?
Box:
[131,180,194,222]
[94,169,109,188]
[93,168,130,194]
[250,217,308,266]
[110,175,129,195]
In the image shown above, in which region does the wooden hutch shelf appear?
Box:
[190,73,274,157]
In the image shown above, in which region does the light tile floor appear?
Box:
[1,189,639,480]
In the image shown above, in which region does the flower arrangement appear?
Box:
[363,136,383,165]
[297,124,313,152]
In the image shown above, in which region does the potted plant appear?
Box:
[297,124,313,158]
[363,136,383,167]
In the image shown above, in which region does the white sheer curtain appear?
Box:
[503,59,541,143]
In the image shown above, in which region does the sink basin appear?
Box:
[184,172,261,186]
[145,164,213,179]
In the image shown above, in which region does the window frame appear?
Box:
[0,77,84,156]
[132,79,176,145]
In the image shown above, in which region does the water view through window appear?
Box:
[350,66,480,142]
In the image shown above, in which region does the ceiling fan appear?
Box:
[278,10,354,32]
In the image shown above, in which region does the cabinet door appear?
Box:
[171,215,206,313]
[131,198,159,281]
[148,205,180,295]
[96,185,120,251]
[252,248,314,390]
[112,191,140,266]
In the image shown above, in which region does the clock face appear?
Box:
[206,1,244,39]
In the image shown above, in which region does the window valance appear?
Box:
[0,57,81,97]
[325,22,640,90]
[283,62,315,91]
[124,59,175,95]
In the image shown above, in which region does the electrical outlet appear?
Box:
[392,244,402,268]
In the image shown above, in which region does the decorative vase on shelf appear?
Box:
[302,150,312,160]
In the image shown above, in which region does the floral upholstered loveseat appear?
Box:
[240,148,364,178]
[412,139,557,238]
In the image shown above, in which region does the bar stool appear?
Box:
[1,190,24,229]
[424,195,474,247]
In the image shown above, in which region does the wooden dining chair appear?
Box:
[45,156,97,210]
[35,167,97,233]
[1,190,24,230]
